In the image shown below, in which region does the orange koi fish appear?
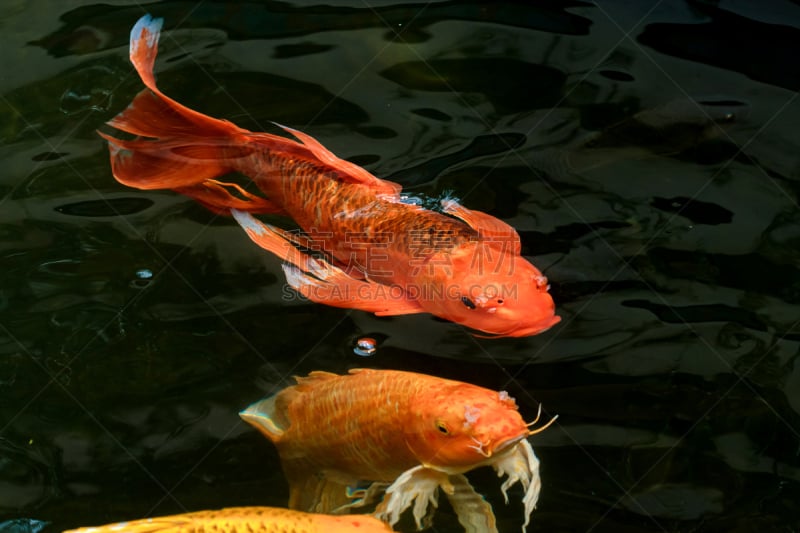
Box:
[240,369,556,532]
[100,15,560,337]
[62,506,394,533]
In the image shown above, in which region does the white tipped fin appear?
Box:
[231,208,269,237]
[130,14,163,55]
[374,466,447,529]
[492,439,541,531]
[128,14,164,92]
[239,395,287,441]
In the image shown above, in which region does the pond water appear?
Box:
[1,1,799,531]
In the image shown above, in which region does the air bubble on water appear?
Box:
[354,337,377,357]
[58,65,115,115]
[136,269,153,279]
[130,268,154,289]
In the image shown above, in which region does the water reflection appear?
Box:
[381,58,567,113]
[0,519,48,533]
[31,1,592,56]
[638,2,800,92]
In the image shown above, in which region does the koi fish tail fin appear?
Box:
[122,14,239,139]
[99,14,280,215]
[128,14,163,94]
[239,394,291,442]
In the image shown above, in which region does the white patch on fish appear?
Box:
[463,405,480,428]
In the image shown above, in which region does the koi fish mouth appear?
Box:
[491,433,529,455]
[473,404,560,459]
[463,432,527,464]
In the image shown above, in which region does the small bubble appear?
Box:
[130,269,154,289]
[135,269,153,279]
[58,65,116,115]
[354,337,377,357]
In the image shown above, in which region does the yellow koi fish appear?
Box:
[241,369,556,532]
[62,506,394,533]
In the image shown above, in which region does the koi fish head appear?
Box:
[421,245,560,337]
[404,382,531,473]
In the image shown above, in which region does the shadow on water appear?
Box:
[638,1,800,92]
[1,1,800,532]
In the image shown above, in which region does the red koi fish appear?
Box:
[100,15,560,337]
[61,506,395,533]
[240,369,557,532]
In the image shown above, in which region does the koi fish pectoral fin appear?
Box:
[335,482,390,512]
[441,199,521,254]
[376,469,500,533]
[374,466,448,530]
[446,474,499,533]
[491,439,541,531]
[282,263,426,316]
[232,210,424,315]
[231,209,323,272]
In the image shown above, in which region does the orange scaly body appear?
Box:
[101,15,560,337]
[241,369,552,532]
[62,506,394,533]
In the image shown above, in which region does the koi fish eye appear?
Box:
[436,420,450,435]
[461,296,476,310]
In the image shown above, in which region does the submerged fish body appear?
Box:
[100,14,560,337]
[61,506,395,533]
[240,369,551,532]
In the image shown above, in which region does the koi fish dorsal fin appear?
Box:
[441,198,521,254]
[274,123,402,196]
[348,368,377,376]
[293,370,340,390]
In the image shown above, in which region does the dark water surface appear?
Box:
[2,1,799,531]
